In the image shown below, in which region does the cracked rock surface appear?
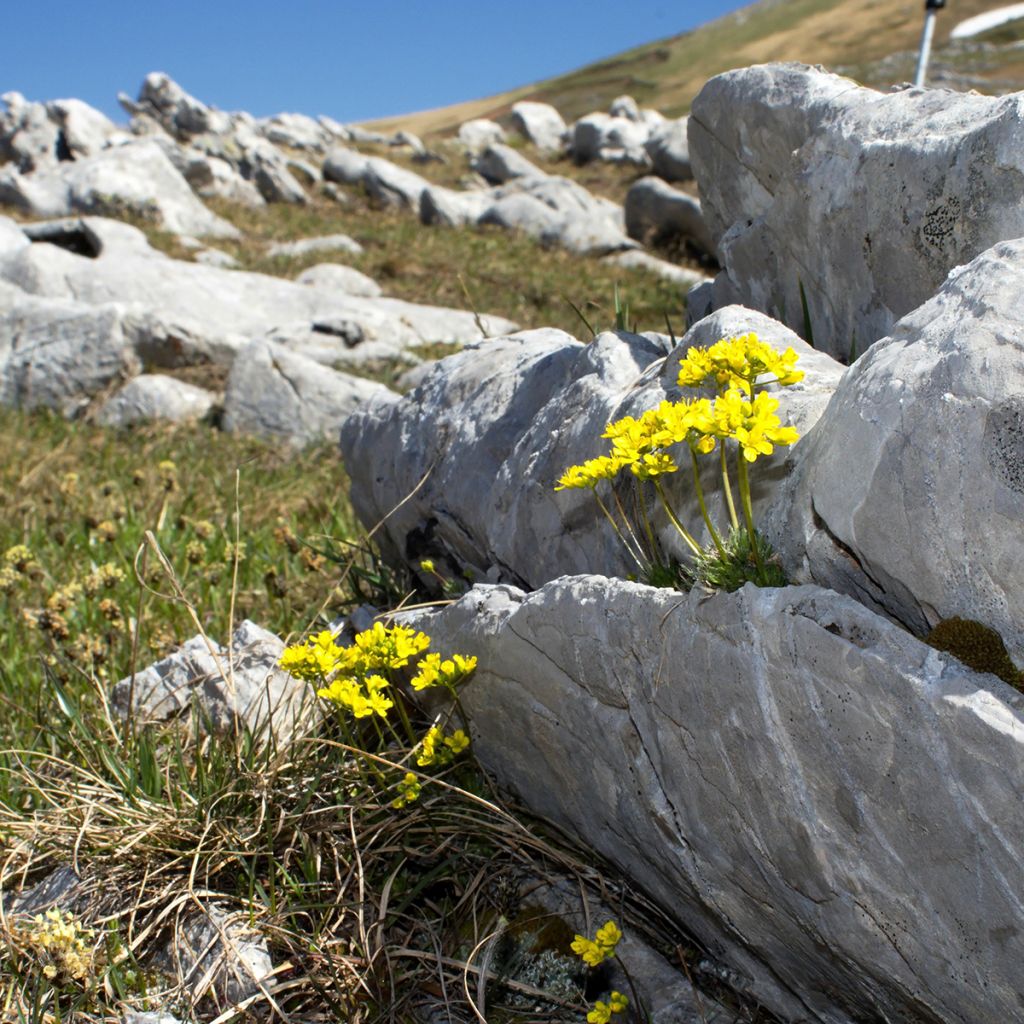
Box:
[406,576,1024,1024]
[690,63,1024,358]
[341,309,841,589]
[770,236,1024,662]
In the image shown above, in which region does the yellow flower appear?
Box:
[571,934,606,966]
[391,771,421,809]
[629,451,679,480]
[714,389,800,463]
[280,629,346,682]
[444,729,471,755]
[595,920,622,952]
[353,621,431,670]
[417,725,444,767]
[587,992,628,1024]
[678,332,804,395]
[555,455,623,491]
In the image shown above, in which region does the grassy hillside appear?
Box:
[368,0,1024,136]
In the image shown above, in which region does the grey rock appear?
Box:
[46,98,118,161]
[0,216,517,366]
[158,902,273,1006]
[267,233,363,259]
[408,576,1024,1024]
[222,338,397,445]
[457,118,506,152]
[323,146,430,208]
[0,91,60,171]
[124,72,231,140]
[624,176,716,258]
[97,374,217,426]
[181,151,265,207]
[245,139,308,204]
[602,249,711,290]
[389,129,425,155]
[110,619,314,741]
[0,287,141,416]
[419,183,492,226]
[0,140,241,239]
[296,262,382,297]
[471,143,544,184]
[690,62,1024,358]
[5,865,82,915]
[772,236,1024,663]
[256,111,331,152]
[510,101,567,152]
[193,247,239,269]
[609,94,643,121]
[341,310,839,588]
[570,113,650,165]
[483,176,635,255]
[644,117,692,181]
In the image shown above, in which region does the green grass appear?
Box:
[0,408,361,756]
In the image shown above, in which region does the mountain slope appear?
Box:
[367,0,1022,136]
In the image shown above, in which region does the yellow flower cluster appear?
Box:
[21,908,97,983]
[279,622,476,724]
[3,545,35,572]
[588,991,629,1024]
[391,771,422,808]
[677,332,804,393]
[557,376,799,491]
[279,629,348,682]
[83,562,125,595]
[317,672,394,719]
[410,652,478,691]
[416,725,471,767]
[571,920,622,967]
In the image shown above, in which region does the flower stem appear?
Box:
[720,443,739,531]
[635,485,660,566]
[595,491,645,570]
[690,448,727,559]
[736,453,764,573]
[652,478,701,557]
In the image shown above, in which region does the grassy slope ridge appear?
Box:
[366,0,1018,136]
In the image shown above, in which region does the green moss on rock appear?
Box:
[925,617,1023,690]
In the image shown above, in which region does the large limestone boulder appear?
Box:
[644,117,692,182]
[341,310,841,589]
[222,338,397,445]
[624,176,715,259]
[690,63,1024,358]
[1,93,118,171]
[0,215,517,367]
[322,146,431,208]
[470,143,545,184]
[296,262,382,298]
[482,175,635,255]
[0,140,241,238]
[456,118,506,152]
[0,284,140,416]
[570,112,651,165]
[409,576,1024,1024]
[120,71,231,140]
[509,101,567,152]
[772,236,1024,663]
[97,373,217,426]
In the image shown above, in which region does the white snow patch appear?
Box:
[950,3,1024,40]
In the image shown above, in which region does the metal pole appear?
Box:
[914,0,946,87]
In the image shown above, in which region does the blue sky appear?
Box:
[3,1,750,125]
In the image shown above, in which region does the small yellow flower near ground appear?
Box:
[3,545,34,572]
[391,771,422,809]
[587,991,628,1024]
[572,919,623,966]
